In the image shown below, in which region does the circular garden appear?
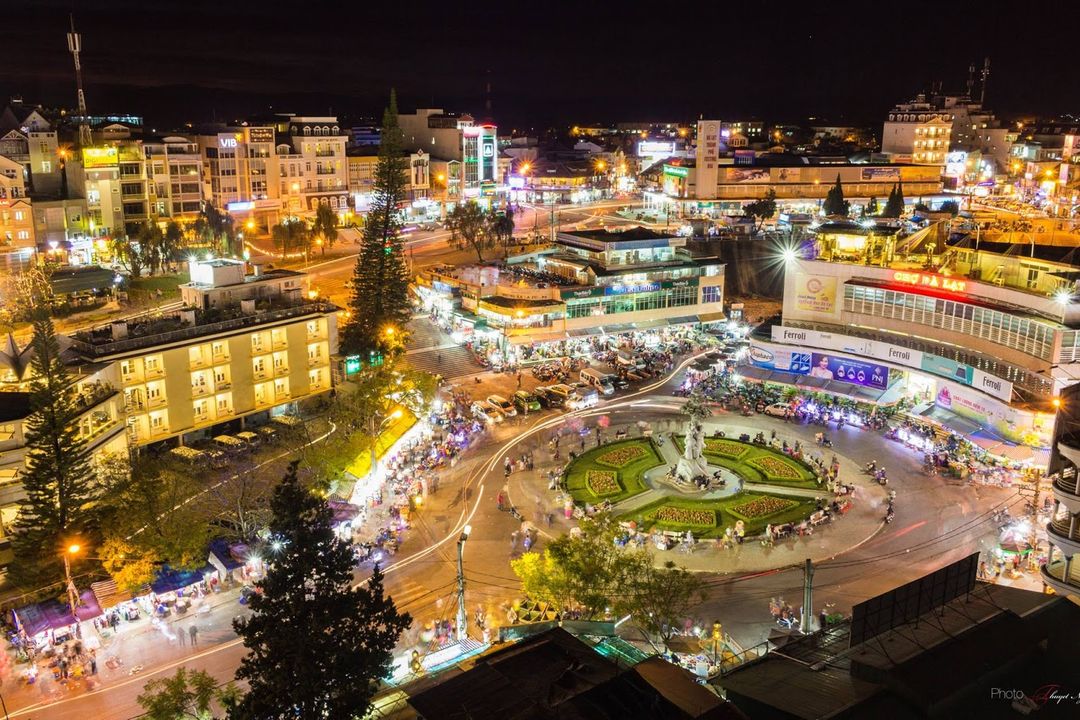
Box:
[563,435,821,538]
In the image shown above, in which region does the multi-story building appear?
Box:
[399,109,498,200]
[747,227,1080,449]
[0,101,64,197]
[65,258,336,447]
[1044,381,1080,596]
[277,117,349,217]
[881,95,952,165]
[347,147,433,220]
[0,155,35,270]
[143,135,204,222]
[415,227,725,359]
[647,156,942,218]
[69,141,152,238]
[196,125,280,227]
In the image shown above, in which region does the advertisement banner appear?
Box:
[793,275,838,314]
[860,167,900,181]
[809,353,889,390]
[748,344,811,374]
[726,168,771,183]
[972,369,1014,402]
[935,382,1048,448]
[920,355,974,385]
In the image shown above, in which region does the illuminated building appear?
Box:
[881,95,952,165]
[750,225,1080,448]
[0,155,35,271]
[196,125,280,226]
[277,117,349,216]
[347,147,432,219]
[416,227,725,355]
[1045,382,1080,595]
[399,109,498,199]
[70,141,153,237]
[143,135,204,221]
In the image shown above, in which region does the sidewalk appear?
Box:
[3,586,249,710]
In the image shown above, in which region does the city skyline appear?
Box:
[2,0,1079,130]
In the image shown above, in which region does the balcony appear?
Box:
[149,424,170,438]
[189,355,211,370]
[215,380,232,392]
[212,353,231,365]
[272,337,288,351]
[1053,463,1080,515]
[1047,515,1080,557]
[147,394,168,410]
[308,355,324,367]
[1041,558,1080,596]
[274,365,290,378]
[1057,437,1080,471]
[145,365,165,379]
[121,372,143,386]
[255,395,273,408]
[253,369,271,381]
[125,399,146,414]
[191,385,210,399]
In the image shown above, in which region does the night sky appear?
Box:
[2,0,1078,132]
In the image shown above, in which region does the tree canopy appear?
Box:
[822,174,849,217]
[447,201,494,261]
[742,189,777,230]
[231,462,411,719]
[882,183,905,218]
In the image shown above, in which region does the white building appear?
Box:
[881,95,952,165]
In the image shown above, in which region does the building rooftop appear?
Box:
[68,298,336,359]
[562,227,674,243]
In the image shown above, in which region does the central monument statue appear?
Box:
[675,390,712,483]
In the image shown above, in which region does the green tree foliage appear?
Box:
[230,462,411,719]
[312,203,340,255]
[446,201,495,261]
[882,183,905,218]
[822,174,850,217]
[138,667,240,720]
[939,199,960,216]
[8,308,99,588]
[742,189,777,230]
[194,203,238,256]
[341,91,412,356]
[96,455,213,582]
[864,196,879,216]
[112,225,148,279]
[631,561,706,651]
[487,204,516,248]
[270,217,311,261]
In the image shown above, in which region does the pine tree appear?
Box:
[9,308,98,588]
[230,462,411,719]
[822,173,849,217]
[882,183,905,218]
[341,90,412,356]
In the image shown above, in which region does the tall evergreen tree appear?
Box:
[341,91,412,356]
[882,183,905,218]
[230,462,411,720]
[822,173,849,217]
[9,308,98,588]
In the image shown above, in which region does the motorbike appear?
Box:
[864,461,878,474]
[884,509,895,524]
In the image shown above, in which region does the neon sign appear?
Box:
[892,271,967,293]
[663,165,688,178]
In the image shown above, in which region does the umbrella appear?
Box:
[999,538,1031,554]
[969,436,1001,451]
[1000,444,1035,462]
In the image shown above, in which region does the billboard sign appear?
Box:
[663,164,688,178]
[809,353,889,390]
[82,146,118,168]
[860,167,901,181]
[749,344,811,374]
[793,273,838,314]
[247,127,275,144]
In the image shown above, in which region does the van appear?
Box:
[579,368,614,396]
[512,390,541,413]
[213,434,248,454]
[568,386,599,410]
[603,373,629,390]
[546,384,574,405]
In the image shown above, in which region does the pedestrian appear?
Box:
[510,531,519,552]
[178,626,186,646]
[189,625,198,646]
[580,436,586,453]
[523,533,533,552]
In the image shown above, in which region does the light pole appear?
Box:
[456,525,472,641]
[63,544,81,621]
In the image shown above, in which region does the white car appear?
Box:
[763,403,790,418]
[486,395,518,417]
[471,400,503,423]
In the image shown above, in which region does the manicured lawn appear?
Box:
[622,493,817,538]
[673,436,819,490]
[564,438,663,504]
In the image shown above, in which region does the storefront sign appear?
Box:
[563,287,604,300]
[81,146,117,168]
[892,271,967,293]
[793,273,838,314]
[605,282,661,296]
[972,369,1013,402]
[663,165,689,178]
[219,136,239,149]
[860,167,901,181]
[344,355,361,375]
[247,127,275,144]
[749,344,811,374]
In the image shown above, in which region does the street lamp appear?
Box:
[63,543,82,622]
[456,525,472,641]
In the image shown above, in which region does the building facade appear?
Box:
[196,126,280,227]
[277,117,349,217]
[399,109,498,198]
[881,96,952,165]
[0,155,34,270]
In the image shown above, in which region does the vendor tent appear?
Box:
[14,590,103,636]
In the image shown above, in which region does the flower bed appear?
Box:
[746,456,803,480]
[729,496,798,519]
[653,505,716,528]
[703,439,750,459]
[585,470,622,498]
[596,444,648,468]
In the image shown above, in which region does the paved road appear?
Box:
[11,351,1021,718]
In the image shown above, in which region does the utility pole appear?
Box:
[800,558,814,634]
[67,15,92,148]
[456,525,472,641]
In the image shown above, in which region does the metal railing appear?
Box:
[69,302,336,358]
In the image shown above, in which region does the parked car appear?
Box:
[471,400,503,423]
[486,395,518,417]
[568,386,599,410]
[512,390,541,413]
[235,430,261,449]
[763,403,790,418]
[534,386,566,409]
[603,373,629,390]
[213,434,248,455]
